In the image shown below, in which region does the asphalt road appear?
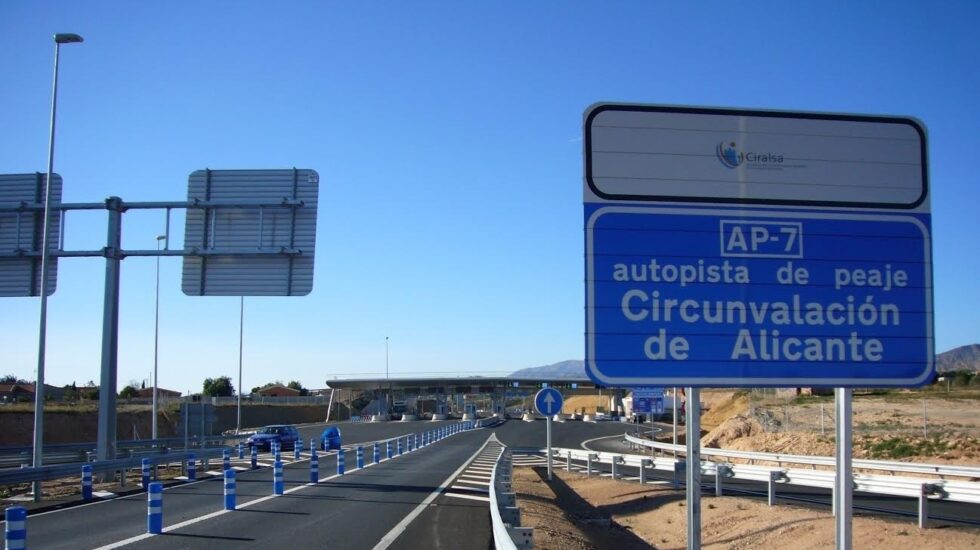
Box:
[13,420,485,549]
[4,418,976,548]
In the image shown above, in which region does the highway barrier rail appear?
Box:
[0,446,231,487]
[0,433,248,469]
[490,448,533,550]
[533,442,980,529]
[624,434,980,480]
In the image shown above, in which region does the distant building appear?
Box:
[0,384,67,402]
[134,387,182,398]
[255,384,301,397]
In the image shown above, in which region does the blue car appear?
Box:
[247,425,300,451]
[321,426,342,450]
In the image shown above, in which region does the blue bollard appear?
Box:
[414,433,419,450]
[142,458,151,489]
[147,482,163,534]
[81,464,93,500]
[223,449,231,471]
[337,448,345,475]
[294,442,301,460]
[386,440,393,459]
[356,446,364,469]
[310,448,319,483]
[188,453,196,481]
[408,435,413,453]
[5,506,26,550]
[397,438,403,456]
[238,442,244,459]
[373,442,380,463]
[310,438,316,453]
[273,460,284,495]
[250,445,258,469]
[224,469,236,510]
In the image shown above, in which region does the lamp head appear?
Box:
[54,33,84,44]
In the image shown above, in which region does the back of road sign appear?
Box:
[0,173,62,296]
[584,104,933,388]
[181,168,319,296]
[535,388,564,416]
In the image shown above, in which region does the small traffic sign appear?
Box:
[535,388,564,416]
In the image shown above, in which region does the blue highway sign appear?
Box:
[584,104,933,388]
[535,388,564,416]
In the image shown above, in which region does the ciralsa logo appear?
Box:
[717,141,742,168]
[716,140,785,169]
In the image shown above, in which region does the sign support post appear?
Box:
[534,388,563,482]
[546,414,553,481]
[673,387,678,457]
[835,388,853,550]
[685,387,701,550]
[96,197,123,469]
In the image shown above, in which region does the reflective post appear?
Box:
[273,460,284,494]
[146,482,163,534]
[81,464,93,500]
[310,448,319,483]
[224,469,236,510]
[5,506,27,549]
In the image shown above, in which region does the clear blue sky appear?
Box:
[1,1,978,394]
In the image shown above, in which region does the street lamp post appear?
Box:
[385,336,390,416]
[152,235,165,440]
[237,296,244,433]
[32,32,83,502]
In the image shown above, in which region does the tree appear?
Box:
[1,374,29,385]
[62,382,79,402]
[202,376,234,397]
[119,385,139,399]
[287,380,309,396]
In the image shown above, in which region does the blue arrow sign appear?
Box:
[535,388,564,416]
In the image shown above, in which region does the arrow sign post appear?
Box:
[535,388,564,480]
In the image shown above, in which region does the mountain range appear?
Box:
[511,343,980,379]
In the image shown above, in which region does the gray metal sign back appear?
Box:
[181,168,319,296]
[0,173,62,296]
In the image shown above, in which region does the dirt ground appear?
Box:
[512,467,980,550]
[697,391,980,466]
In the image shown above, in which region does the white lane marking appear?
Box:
[580,433,623,451]
[94,430,475,549]
[449,484,489,493]
[455,479,490,486]
[460,475,491,482]
[444,493,490,502]
[371,435,496,550]
[94,459,362,549]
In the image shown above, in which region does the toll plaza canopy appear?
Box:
[324,377,601,394]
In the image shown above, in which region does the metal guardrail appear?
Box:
[623,434,980,480]
[544,444,980,529]
[489,447,532,549]
[0,446,230,486]
[0,434,248,469]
